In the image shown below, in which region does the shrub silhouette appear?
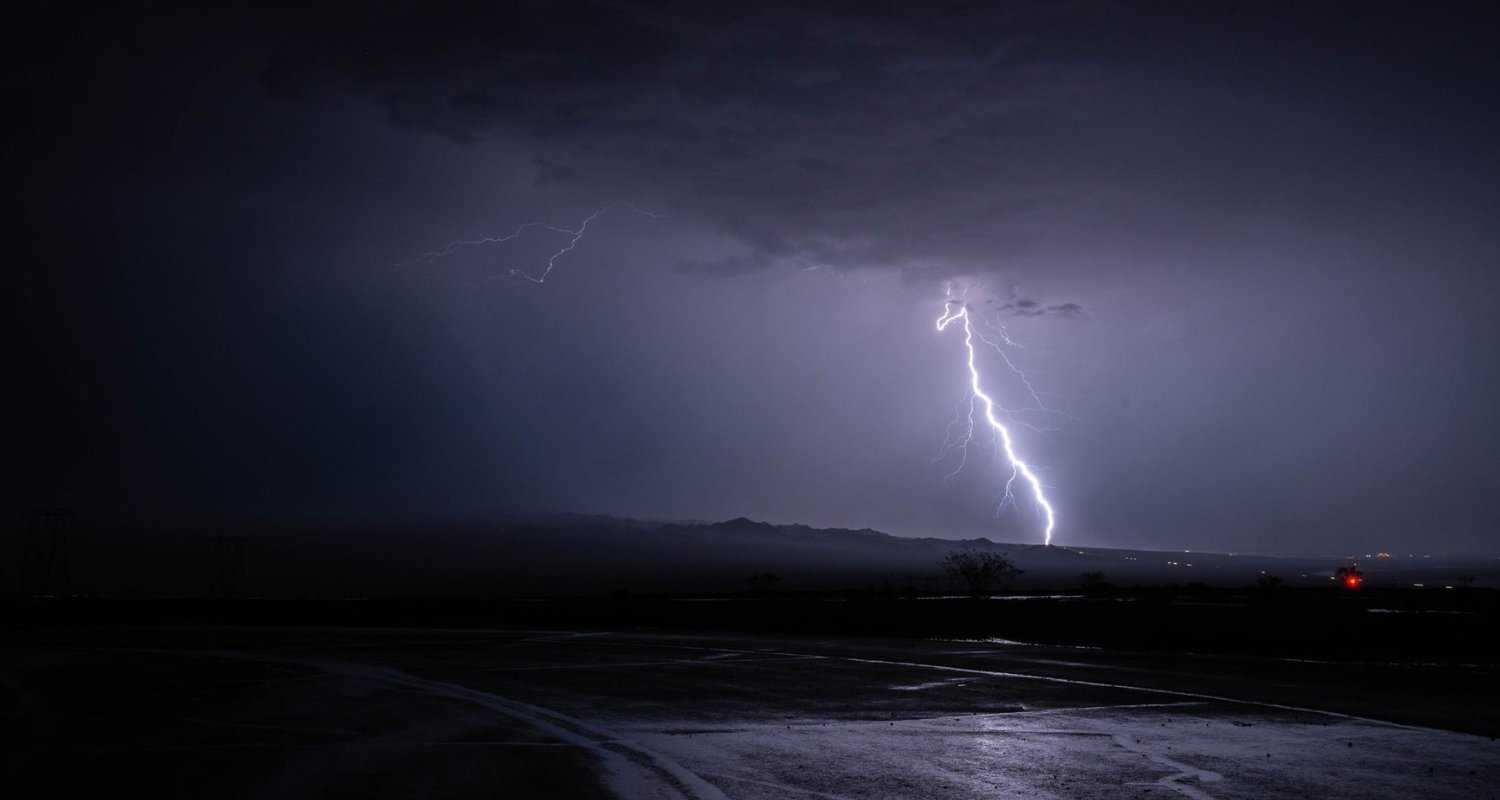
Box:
[941,550,1021,598]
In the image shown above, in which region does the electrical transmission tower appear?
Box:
[211,535,248,598]
[17,508,72,596]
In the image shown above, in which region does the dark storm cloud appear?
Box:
[250,3,1144,276]
[253,3,1499,287]
[991,295,1085,318]
[999,300,1085,319]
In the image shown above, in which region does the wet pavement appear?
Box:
[5,627,1497,798]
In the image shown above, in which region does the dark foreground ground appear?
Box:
[4,625,1498,799]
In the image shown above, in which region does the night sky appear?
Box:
[12,3,1500,555]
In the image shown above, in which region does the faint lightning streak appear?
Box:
[934,391,976,479]
[936,299,1058,545]
[971,323,1049,412]
[405,205,659,284]
[413,221,579,262]
[977,313,1025,349]
[508,208,605,284]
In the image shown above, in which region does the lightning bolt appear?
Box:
[405,204,659,283]
[507,208,606,284]
[936,294,1058,545]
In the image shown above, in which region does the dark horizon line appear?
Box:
[22,506,1499,563]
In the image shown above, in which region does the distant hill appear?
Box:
[480,514,1490,594]
[24,514,1497,597]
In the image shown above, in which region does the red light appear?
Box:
[1345,576,1361,588]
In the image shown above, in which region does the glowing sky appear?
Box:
[12,4,1500,554]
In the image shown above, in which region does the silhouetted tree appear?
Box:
[747,572,781,596]
[941,550,1021,599]
[1251,573,1284,604]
